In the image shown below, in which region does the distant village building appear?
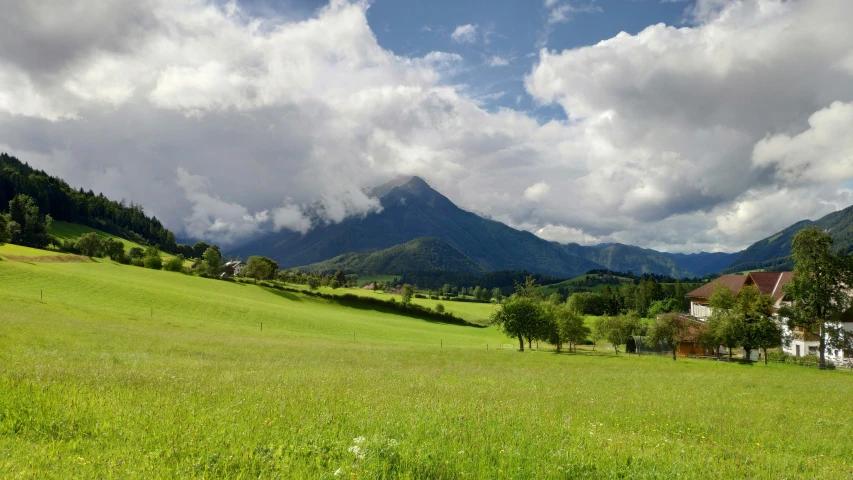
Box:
[222,260,246,277]
[685,272,792,320]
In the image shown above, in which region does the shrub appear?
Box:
[414,293,427,299]
[434,303,445,313]
[163,256,184,272]
[143,255,162,270]
[429,295,439,300]
[131,258,144,267]
[129,247,145,259]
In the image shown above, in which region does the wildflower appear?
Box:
[334,468,342,476]
[353,436,366,445]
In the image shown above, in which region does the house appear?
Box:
[685,272,792,320]
[687,272,853,361]
[222,260,246,277]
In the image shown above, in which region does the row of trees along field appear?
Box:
[0,154,180,253]
[567,277,703,318]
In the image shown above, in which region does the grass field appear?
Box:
[2,257,853,478]
[285,284,499,325]
[49,221,183,261]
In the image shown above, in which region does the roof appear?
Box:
[686,271,792,302]
[686,274,749,299]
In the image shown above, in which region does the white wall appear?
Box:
[690,301,712,319]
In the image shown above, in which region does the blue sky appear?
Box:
[246,0,692,120]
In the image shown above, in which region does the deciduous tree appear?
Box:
[648,313,689,360]
[76,232,103,257]
[490,295,542,351]
[202,247,222,276]
[782,227,853,369]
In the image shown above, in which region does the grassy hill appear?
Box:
[48,221,187,263]
[2,254,853,477]
[298,237,486,276]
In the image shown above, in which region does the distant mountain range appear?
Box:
[233,177,741,278]
[721,204,853,273]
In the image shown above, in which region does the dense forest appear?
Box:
[0,153,178,252]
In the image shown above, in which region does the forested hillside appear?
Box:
[299,237,486,276]
[723,204,853,273]
[0,153,178,252]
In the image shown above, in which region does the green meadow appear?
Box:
[2,256,853,478]
[49,221,183,261]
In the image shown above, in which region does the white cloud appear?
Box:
[487,55,510,67]
[535,225,600,245]
[524,181,551,202]
[1,0,853,254]
[753,101,853,186]
[450,24,478,44]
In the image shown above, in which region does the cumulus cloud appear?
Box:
[450,24,478,44]
[524,182,551,202]
[1,0,853,253]
[487,55,510,67]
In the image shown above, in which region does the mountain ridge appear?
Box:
[233,176,737,278]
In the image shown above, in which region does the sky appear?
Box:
[1,0,852,253]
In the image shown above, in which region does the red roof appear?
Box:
[686,274,749,299]
[686,271,792,302]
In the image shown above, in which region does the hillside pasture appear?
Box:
[0,243,89,263]
[49,221,181,260]
[537,274,633,295]
[2,259,853,478]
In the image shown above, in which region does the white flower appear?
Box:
[353,436,366,445]
[334,468,342,476]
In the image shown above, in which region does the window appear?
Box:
[808,346,818,355]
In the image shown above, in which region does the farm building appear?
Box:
[685,272,792,319]
[222,260,246,277]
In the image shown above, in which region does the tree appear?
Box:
[245,256,277,281]
[193,241,210,258]
[334,270,347,286]
[329,279,341,289]
[735,284,776,360]
[597,314,642,354]
[307,276,320,290]
[754,316,783,365]
[129,247,145,259]
[707,283,742,360]
[558,307,589,352]
[401,284,414,305]
[102,238,126,262]
[782,227,853,369]
[76,232,103,257]
[143,254,162,270]
[491,287,503,303]
[7,194,52,248]
[648,313,689,361]
[435,303,445,314]
[202,247,222,276]
[164,255,184,272]
[0,214,9,244]
[490,295,542,351]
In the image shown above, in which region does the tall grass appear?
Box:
[2,260,852,478]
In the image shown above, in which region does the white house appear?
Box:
[686,272,853,362]
[222,260,246,277]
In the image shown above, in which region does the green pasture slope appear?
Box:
[2,259,853,478]
[49,221,180,260]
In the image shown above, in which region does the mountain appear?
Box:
[659,251,740,277]
[564,243,698,279]
[235,176,739,278]
[234,176,601,278]
[723,205,853,273]
[299,237,486,276]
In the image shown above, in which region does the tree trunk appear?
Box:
[744,348,751,362]
[613,344,618,354]
[672,347,677,361]
[763,347,768,365]
[556,342,561,353]
[819,324,827,370]
[528,338,532,350]
[728,347,732,360]
[518,335,524,352]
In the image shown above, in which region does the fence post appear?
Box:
[261,322,263,331]
[40,290,43,301]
